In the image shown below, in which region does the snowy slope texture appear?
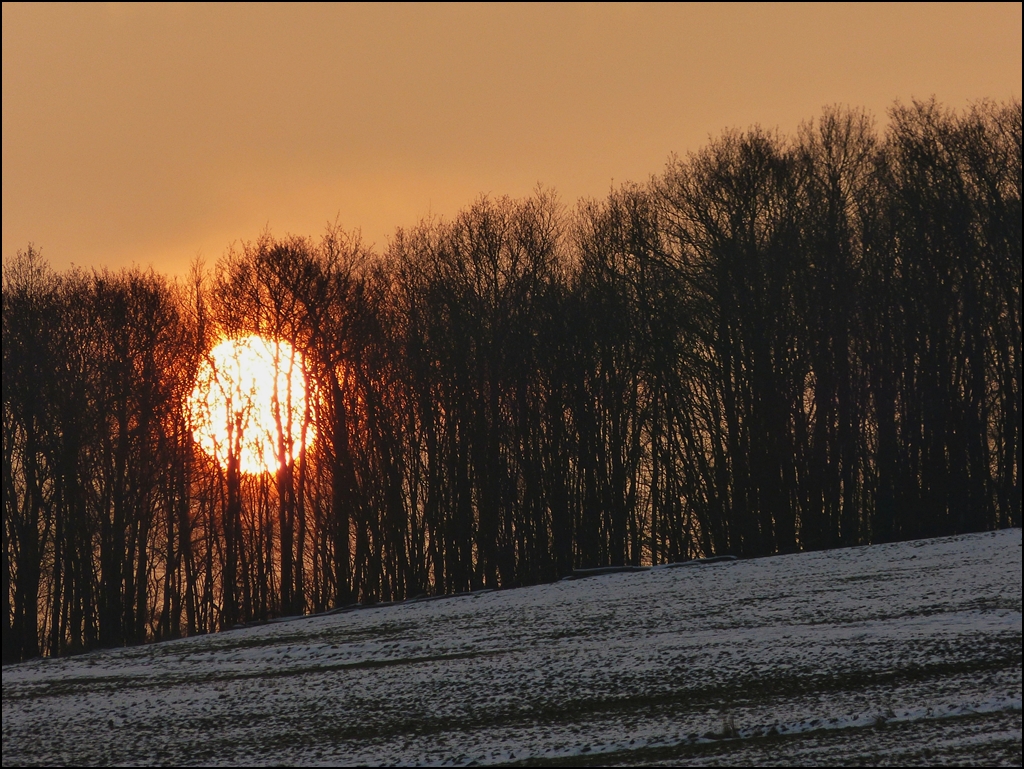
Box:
[3,529,1021,766]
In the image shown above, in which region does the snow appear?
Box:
[3,529,1021,766]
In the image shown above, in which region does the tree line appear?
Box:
[3,99,1020,661]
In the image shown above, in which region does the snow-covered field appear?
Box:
[3,530,1021,766]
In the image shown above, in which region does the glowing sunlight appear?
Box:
[188,335,313,475]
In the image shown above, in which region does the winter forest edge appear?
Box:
[3,99,1021,661]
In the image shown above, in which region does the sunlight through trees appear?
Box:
[3,100,1020,660]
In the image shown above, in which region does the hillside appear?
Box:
[3,529,1021,766]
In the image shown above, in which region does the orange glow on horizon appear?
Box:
[188,335,313,475]
[4,4,1019,277]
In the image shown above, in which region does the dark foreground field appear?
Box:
[3,529,1021,766]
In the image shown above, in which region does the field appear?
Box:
[3,529,1021,766]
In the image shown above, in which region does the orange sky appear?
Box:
[3,3,1021,276]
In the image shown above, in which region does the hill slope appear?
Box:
[3,530,1022,766]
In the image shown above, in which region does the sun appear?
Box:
[188,335,314,475]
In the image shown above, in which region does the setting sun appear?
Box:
[188,335,313,475]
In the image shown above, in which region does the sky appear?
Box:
[3,3,1021,277]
